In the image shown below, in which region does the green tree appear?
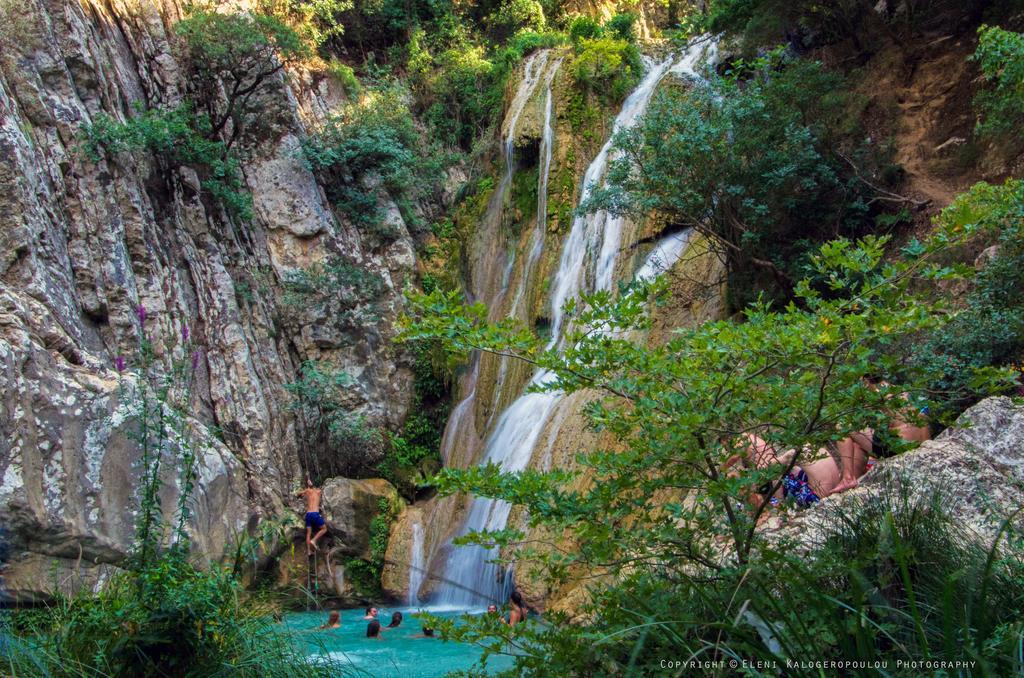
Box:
[587,53,894,308]
[489,0,546,40]
[175,8,309,148]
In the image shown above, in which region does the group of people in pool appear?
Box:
[318,590,532,639]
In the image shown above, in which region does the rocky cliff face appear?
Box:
[0,0,419,600]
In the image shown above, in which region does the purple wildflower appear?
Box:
[136,304,146,326]
[191,349,201,371]
[114,356,126,372]
[182,324,190,343]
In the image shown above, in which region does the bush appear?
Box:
[81,104,253,221]
[302,86,447,236]
[972,25,1024,143]
[256,0,351,48]
[569,37,643,104]
[489,0,546,40]
[605,12,637,42]
[4,553,333,677]
[424,485,1024,675]
[326,58,361,96]
[567,15,602,45]
[911,180,1024,420]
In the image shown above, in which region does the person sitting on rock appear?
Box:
[295,477,327,556]
[723,433,864,509]
[320,609,341,629]
[833,383,932,494]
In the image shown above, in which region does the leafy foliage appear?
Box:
[176,8,308,147]
[910,180,1024,420]
[81,104,253,221]
[489,0,546,41]
[4,551,333,677]
[301,86,448,238]
[569,37,643,105]
[587,52,891,308]
[381,339,451,499]
[700,0,955,53]
[423,485,1024,675]
[257,0,352,48]
[605,12,638,42]
[973,25,1024,143]
[567,14,602,45]
[402,220,1021,672]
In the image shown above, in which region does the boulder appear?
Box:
[770,397,1024,548]
[381,505,425,602]
[320,477,401,559]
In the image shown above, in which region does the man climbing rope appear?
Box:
[296,477,328,556]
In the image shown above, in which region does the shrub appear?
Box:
[489,0,546,41]
[4,552,334,677]
[568,37,643,104]
[972,25,1024,143]
[380,339,451,499]
[301,86,447,237]
[81,103,253,221]
[605,12,637,42]
[256,0,351,47]
[326,58,361,96]
[911,180,1024,420]
[567,15,602,45]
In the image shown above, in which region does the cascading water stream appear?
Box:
[408,521,426,606]
[433,40,717,608]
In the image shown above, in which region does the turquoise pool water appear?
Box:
[283,607,516,676]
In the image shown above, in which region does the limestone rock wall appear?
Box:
[0,0,418,600]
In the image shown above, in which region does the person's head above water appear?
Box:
[326,610,339,625]
[386,611,403,628]
[509,591,525,608]
[422,626,434,637]
[366,619,381,638]
[487,604,497,614]
[364,606,378,618]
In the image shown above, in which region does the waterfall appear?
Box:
[433,40,717,608]
[408,521,426,606]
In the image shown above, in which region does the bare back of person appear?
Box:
[300,487,322,513]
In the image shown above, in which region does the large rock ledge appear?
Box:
[769,396,1024,547]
